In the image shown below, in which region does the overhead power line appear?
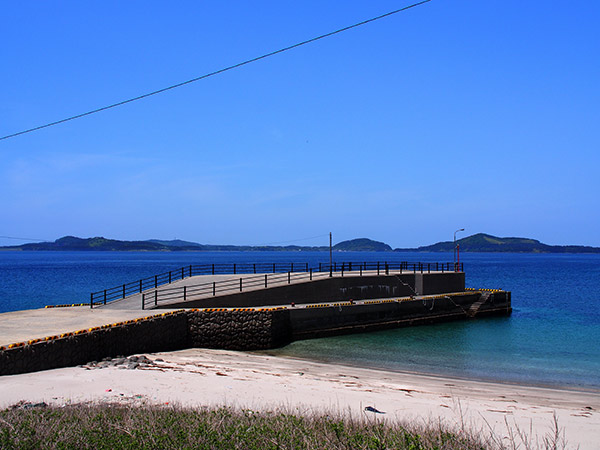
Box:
[251,233,331,247]
[0,0,431,142]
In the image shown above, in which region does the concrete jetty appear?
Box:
[0,263,511,376]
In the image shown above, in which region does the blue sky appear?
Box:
[1,1,599,248]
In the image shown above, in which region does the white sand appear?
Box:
[1,349,598,449]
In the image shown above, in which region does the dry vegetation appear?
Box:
[0,403,568,450]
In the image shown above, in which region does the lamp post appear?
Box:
[453,228,464,271]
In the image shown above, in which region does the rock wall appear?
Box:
[187,308,291,350]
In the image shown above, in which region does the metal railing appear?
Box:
[138,261,463,309]
[90,262,321,307]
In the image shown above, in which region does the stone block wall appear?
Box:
[187,308,291,350]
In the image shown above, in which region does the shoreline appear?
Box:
[258,351,600,394]
[1,348,598,449]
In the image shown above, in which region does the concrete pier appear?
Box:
[0,268,511,376]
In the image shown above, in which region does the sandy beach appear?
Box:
[0,348,597,449]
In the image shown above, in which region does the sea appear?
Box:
[1,251,599,390]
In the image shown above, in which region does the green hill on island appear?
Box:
[395,233,600,253]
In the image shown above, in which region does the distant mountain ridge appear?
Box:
[1,233,598,253]
[1,236,389,252]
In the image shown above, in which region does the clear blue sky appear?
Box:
[1,1,599,248]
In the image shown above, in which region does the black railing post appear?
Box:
[442,263,444,273]
[385,263,389,275]
[291,263,294,273]
[273,263,275,273]
[306,262,308,272]
[154,290,157,306]
[154,275,157,288]
[104,290,107,305]
[184,286,187,301]
[142,293,145,310]
[234,264,236,275]
[265,274,267,288]
[169,271,172,283]
[213,282,216,296]
[189,265,192,277]
[122,284,126,298]
[240,278,243,292]
[319,262,322,272]
[341,264,344,277]
[90,293,93,309]
[349,262,352,272]
[377,262,380,276]
[181,267,184,279]
[212,264,215,275]
[360,265,362,276]
[139,279,142,293]
[253,263,256,274]
[288,272,291,284]
[310,268,313,280]
[428,263,430,274]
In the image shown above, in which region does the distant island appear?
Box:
[0,236,391,252]
[1,233,598,253]
[394,233,600,253]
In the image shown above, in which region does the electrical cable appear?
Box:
[0,0,431,141]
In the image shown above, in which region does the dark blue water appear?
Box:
[1,251,599,389]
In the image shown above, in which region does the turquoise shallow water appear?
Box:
[1,251,599,389]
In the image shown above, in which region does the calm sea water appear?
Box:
[1,251,599,389]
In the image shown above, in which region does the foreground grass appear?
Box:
[0,404,491,450]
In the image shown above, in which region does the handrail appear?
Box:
[90,262,317,307]
[138,261,464,309]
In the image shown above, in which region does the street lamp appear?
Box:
[453,228,464,270]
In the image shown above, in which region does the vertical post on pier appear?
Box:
[184,286,187,301]
[428,263,430,274]
[169,271,172,283]
[212,264,215,275]
[341,264,344,277]
[189,265,192,277]
[240,278,243,292]
[360,265,362,276]
[154,290,157,306]
[385,263,389,275]
[122,284,126,298]
[305,262,308,272]
[288,272,291,284]
[142,293,145,310]
[377,262,380,275]
[265,274,267,288]
[273,263,275,273]
[310,268,313,280]
[253,263,256,274]
[329,232,332,278]
[154,275,157,288]
[90,293,93,309]
[139,279,142,293]
[213,282,216,296]
[234,264,236,275]
[104,290,107,304]
[181,267,184,280]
